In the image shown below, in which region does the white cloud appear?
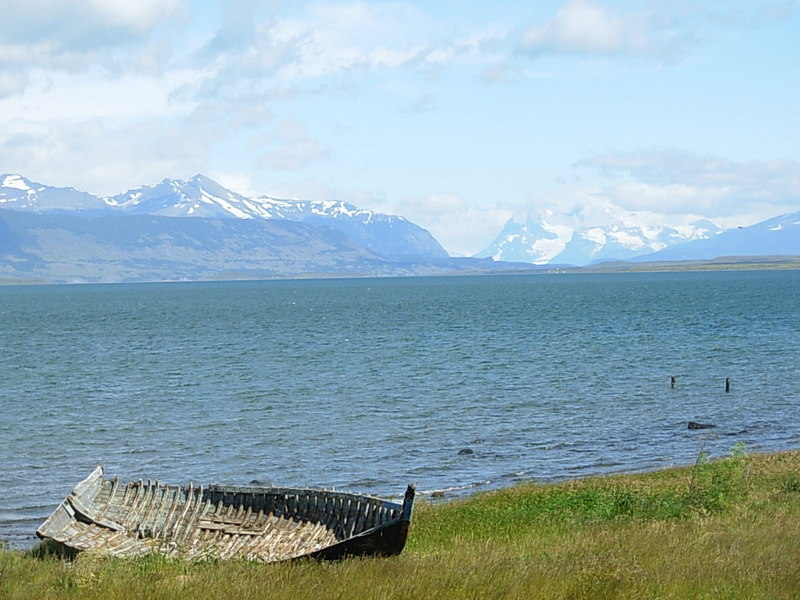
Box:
[386,194,513,256]
[523,185,628,230]
[185,1,502,105]
[83,0,187,33]
[254,118,329,171]
[0,70,28,99]
[207,170,260,199]
[1,70,197,121]
[402,193,467,216]
[581,150,800,191]
[0,0,187,97]
[0,114,218,195]
[520,0,685,60]
[249,177,333,201]
[519,0,795,63]
[523,0,637,55]
[604,181,730,214]
[274,1,435,77]
[0,0,187,46]
[567,149,800,228]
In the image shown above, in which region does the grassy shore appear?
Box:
[2,448,800,599]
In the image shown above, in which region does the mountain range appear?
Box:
[1,174,448,260]
[0,174,519,283]
[632,211,800,262]
[1,172,798,283]
[476,216,725,265]
[477,210,800,267]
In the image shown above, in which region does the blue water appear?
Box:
[2,271,799,548]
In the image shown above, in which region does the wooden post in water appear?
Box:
[725,377,731,393]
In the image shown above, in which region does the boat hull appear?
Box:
[36,466,415,562]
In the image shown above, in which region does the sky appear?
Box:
[1,0,799,256]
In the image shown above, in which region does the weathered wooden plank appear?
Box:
[182,488,210,548]
[67,495,125,532]
[329,495,344,535]
[353,499,370,535]
[163,485,192,541]
[154,487,181,539]
[96,476,120,522]
[137,481,167,537]
[369,501,381,529]
[119,481,145,528]
[172,485,202,546]
[129,480,156,530]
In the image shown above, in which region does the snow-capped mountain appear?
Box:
[634,210,800,261]
[107,174,383,222]
[0,174,108,213]
[472,219,568,264]
[107,175,262,219]
[109,175,448,260]
[0,173,448,261]
[476,216,723,266]
[553,219,722,265]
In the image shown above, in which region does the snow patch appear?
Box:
[1,175,30,191]
[609,229,646,250]
[530,237,567,261]
[582,228,607,245]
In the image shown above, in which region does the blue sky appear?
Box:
[1,0,798,255]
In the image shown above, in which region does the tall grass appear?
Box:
[2,448,799,599]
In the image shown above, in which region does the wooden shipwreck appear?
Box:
[36,466,415,562]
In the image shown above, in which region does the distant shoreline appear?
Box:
[3,255,800,286]
[573,254,800,273]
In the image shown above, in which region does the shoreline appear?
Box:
[5,446,798,553]
[3,255,800,286]
[3,448,800,599]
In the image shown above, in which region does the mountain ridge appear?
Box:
[0,207,535,283]
[632,210,800,262]
[476,215,725,266]
[1,173,449,263]
[1,173,543,283]
[2,173,798,281]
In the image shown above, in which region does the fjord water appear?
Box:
[2,271,799,548]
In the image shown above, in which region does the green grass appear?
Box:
[3,449,800,599]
